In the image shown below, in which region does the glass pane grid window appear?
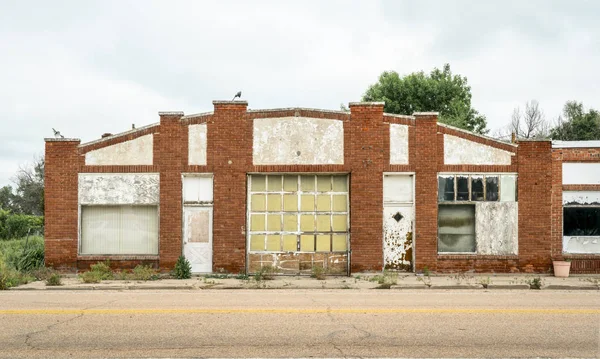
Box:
[438,174,509,202]
[248,174,349,253]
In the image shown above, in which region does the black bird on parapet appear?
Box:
[232,91,242,101]
[52,128,64,139]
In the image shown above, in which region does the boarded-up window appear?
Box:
[564,207,600,236]
[438,205,476,253]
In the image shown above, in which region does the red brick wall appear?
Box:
[348,103,385,271]
[209,102,253,273]
[44,139,80,269]
[46,101,593,274]
[413,114,439,271]
[157,113,185,270]
[517,141,553,272]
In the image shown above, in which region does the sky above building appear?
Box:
[0,0,599,187]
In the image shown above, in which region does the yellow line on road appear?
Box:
[1,308,599,315]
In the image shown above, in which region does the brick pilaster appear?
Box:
[157,112,185,270]
[348,102,385,271]
[210,101,251,273]
[517,140,553,271]
[413,112,440,271]
[44,138,81,269]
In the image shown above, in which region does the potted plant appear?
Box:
[552,258,571,278]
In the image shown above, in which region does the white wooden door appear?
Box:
[383,174,414,271]
[183,206,213,273]
[383,205,414,271]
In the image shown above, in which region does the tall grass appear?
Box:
[0,236,45,289]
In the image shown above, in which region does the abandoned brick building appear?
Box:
[44,101,600,274]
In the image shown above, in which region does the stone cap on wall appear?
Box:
[212,100,248,105]
[158,111,184,116]
[413,112,439,116]
[552,140,600,148]
[348,102,385,106]
[44,138,81,142]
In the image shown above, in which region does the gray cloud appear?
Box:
[1,0,599,186]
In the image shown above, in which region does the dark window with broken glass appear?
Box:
[438,176,455,202]
[439,174,501,202]
[563,207,600,236]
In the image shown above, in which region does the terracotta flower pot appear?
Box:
[553,261,571,278]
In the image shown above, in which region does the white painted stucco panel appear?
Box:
[253,117,343,165]
[563,191,600,205]
[562,163,600,185]
[475,202,518,255]
[79,173,159,205]
[563,236,600,254]
[389,124,409,165]
[188,124,207,165]
[183,176,213,203]
[444,134,512,165]
[85,134,153,165]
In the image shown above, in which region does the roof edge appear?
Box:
[552,140,600,148]
[438,122,519,148]
[246,107,350,115]
[78,122,160,148]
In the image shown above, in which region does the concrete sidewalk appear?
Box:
[10,272,600,291]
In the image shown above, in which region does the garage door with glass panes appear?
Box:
[247,174,349,275]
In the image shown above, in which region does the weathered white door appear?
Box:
[183,206,213,273]
[383,174,414,271]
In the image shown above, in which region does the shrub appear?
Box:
[45,272,62,286]
[17,243,44,271]
[0,211,44,240]
[310,266,326,280]
[0,236,44,270]
[131,265,159,281]
[254,265,276,281]
[89,260,114,280]
[174,256,192,279]
[79,271,103,283]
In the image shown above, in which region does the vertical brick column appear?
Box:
[348,102,385,271]
[44,138,81,270]
[413,112,440,271]
[517,140,553,271]
[157,112,185,270]
[550,149,564,261]
[209,101,252,273]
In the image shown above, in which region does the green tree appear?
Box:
[0,185,16,212]
[362,64,488,134]
[550,101,600,141]
[10,156,45,216]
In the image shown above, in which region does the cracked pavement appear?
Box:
[0,289,599,358]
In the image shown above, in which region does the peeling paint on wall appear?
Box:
[253,117,343,165]
[79,173,159,205]
[563,191,600,205]
[563,163,600,184]
[444,135,512,165]
[188,124,207,166]
[389,124,409,164]
[383,206,413,270]
[85,134,153,165]
[475,202,518,255]
[563,236,600,254]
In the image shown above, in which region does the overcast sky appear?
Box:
[1,0,599,187]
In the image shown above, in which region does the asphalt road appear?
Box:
[1,289,599,358]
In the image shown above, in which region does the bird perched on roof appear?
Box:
[232,91,242,101]
[52,128,64,139]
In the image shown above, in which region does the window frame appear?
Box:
[79,204,160,256]
[247,174,350,254]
